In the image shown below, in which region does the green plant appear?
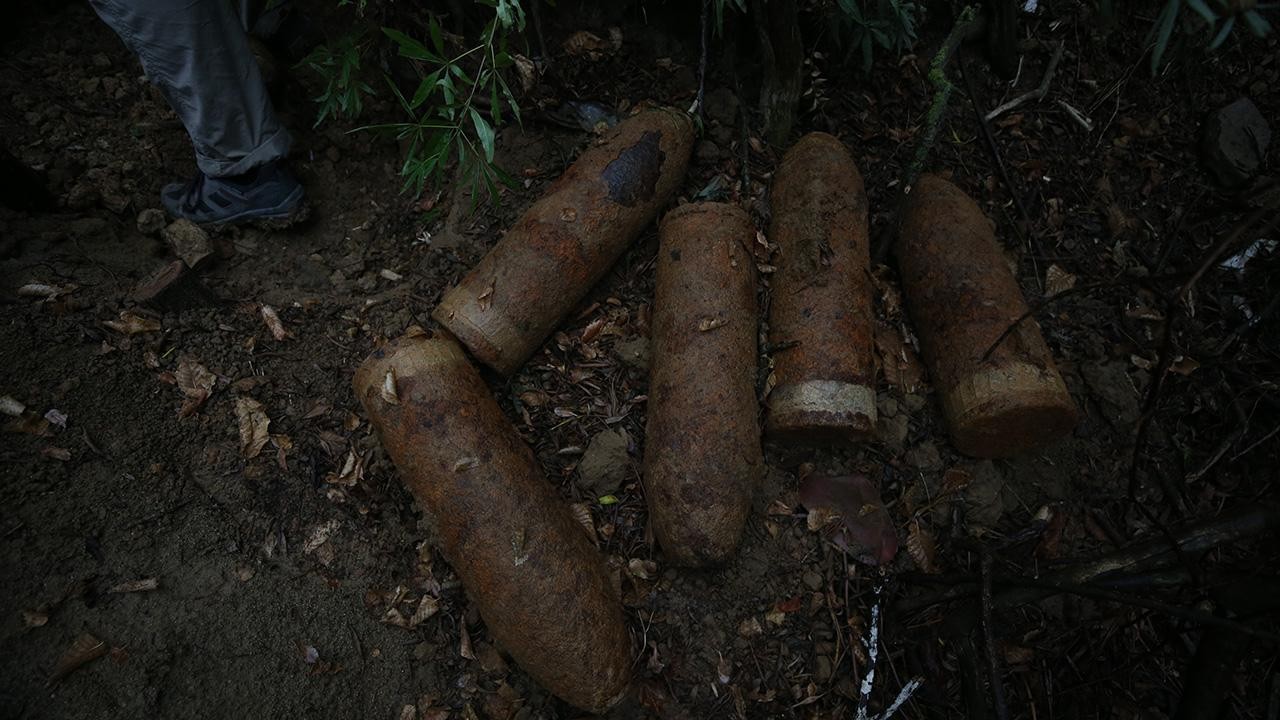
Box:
[834,0,920,72]
[1150,0,1276,73]
[300,29,376,127]
[369,0,525,200]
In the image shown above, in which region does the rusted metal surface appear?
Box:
[433,108,695,375]
[353,332,630,712]
[765,132,876,443]
[895,174,1077,458]
[644,203,762,566]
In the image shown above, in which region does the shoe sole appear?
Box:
[206,185,309,228]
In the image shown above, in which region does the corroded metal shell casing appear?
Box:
[433,108,695,376]
[644,203,763,566]
[353,334,630,712]
[765,132,876,443]
[895,175,1078,458]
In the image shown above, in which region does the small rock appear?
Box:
[325,146,342,163]
[704,87,739,127]
[877,394,900,418]
[80,77,102,94]
[64,183,101,211]
[136,208,167,235]
[1202,97,1272,187]
[577,429,629,496]
[162,219,212,269]
[695,140,721,164]
[801,570,823,592]
[902,393,927,413]
[875,412,909,453]
[612,336,650,372]
[355,273,378,292]
[91,53,111,68]
[101,192,130,214]
[904,442,942,472]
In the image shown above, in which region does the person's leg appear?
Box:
[90,0,303,223]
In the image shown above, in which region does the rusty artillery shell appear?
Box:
[353,333,630,712]
[765,132,876,443]
[895,175,1078,458]
[644,203,762,566]
[433,108,695,376]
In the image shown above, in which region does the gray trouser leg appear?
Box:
[89,0,292,177]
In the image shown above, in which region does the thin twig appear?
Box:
[1055,99,1094,132]
[691,0,710,121]
[984,42,1065,122]
[980,554,1010,720]
[960,49,1034,252]
[981,281,1114,362]
[1004,576,1280,644]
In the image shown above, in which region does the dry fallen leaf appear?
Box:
[327,449,365,487]
[5,411,51,437]
[380,369,399,405]
[303,520,341,554]
[23,608,49,628]
[109,578,159,593]
[459,620,476,660]
[18,283,77,301]
[562,30,610,58]
[175,357,216,417]
[906,519,939,574]
[235,397,271,459]
[260,304,288,341]
[875,321,925,393]
[40,446,71,462]
[569,503,597,546]
[103,310,161,335]
[1169,355,1200,376]
[628,558,657,580]
[1044,264,1077,297]
[50,633,107,684]
[409,595,440,627]
[698,317,728,332]
[799,474,899,566]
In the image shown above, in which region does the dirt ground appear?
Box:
[2,2,1278,719]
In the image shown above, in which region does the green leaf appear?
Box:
[470,108,496,162]
[1150,0,1180,74]
[1242,10,1272,37]
[1209,15,1236,48]
[428,17,445,56]
[409,71,438,111]
[383,28,440,62]
[1184,0,1218,26]
[598,495,619,505]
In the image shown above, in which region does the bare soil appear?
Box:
[2,2,1278,719]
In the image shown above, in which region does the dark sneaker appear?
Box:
[161,161,306,226]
